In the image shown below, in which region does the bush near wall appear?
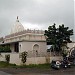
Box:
[20,51,28,64]
[0,45,11,53]
[5,54,10,63]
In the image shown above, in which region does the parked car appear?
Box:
[51,60,61,70]
[51,60,71,69]
[60,60,71,68]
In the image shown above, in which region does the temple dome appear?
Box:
[11,16,24,34]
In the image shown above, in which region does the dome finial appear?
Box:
[16,16,19,22]
[17,16,18,19]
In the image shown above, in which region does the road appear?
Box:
[0,67,75,75]
[0,71,12,75]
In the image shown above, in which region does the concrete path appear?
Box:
[0,71,12,75]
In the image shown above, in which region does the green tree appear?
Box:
[44,23,73,52]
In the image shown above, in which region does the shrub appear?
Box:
[0,45,11,53]
[5,54,10,63]
[20,51,27,64]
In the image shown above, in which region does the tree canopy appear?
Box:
[44,23,73,52]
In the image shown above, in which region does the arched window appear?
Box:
[33,44,39,56]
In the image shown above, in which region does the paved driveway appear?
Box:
[0,71,12,75]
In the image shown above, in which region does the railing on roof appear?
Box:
[5,29,45,38]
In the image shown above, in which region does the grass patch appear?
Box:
[0,61,16,68]
[18,63,50,69]
[0,61,50,69]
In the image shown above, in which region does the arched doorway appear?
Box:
[33,44,39,57]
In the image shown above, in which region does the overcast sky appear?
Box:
[0,0,74,39]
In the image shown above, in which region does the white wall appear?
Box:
[19,41,47,54]
[0,53,47,65]
[50,56,63,63]
[0,53,21,65]
[0,52,63,65]
[26,57,46,65]
[10,53,21,65]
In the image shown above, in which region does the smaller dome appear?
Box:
[11,16,24,34]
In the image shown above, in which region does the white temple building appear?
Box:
[0,17,47,65]
[0,17,74,65]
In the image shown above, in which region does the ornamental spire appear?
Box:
[16,16,19,22]
[17,16,18,19]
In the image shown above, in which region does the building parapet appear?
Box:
[5,29,45,39]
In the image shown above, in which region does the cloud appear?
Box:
[0,0,74,38]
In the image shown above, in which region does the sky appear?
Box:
[0,0,74,40]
